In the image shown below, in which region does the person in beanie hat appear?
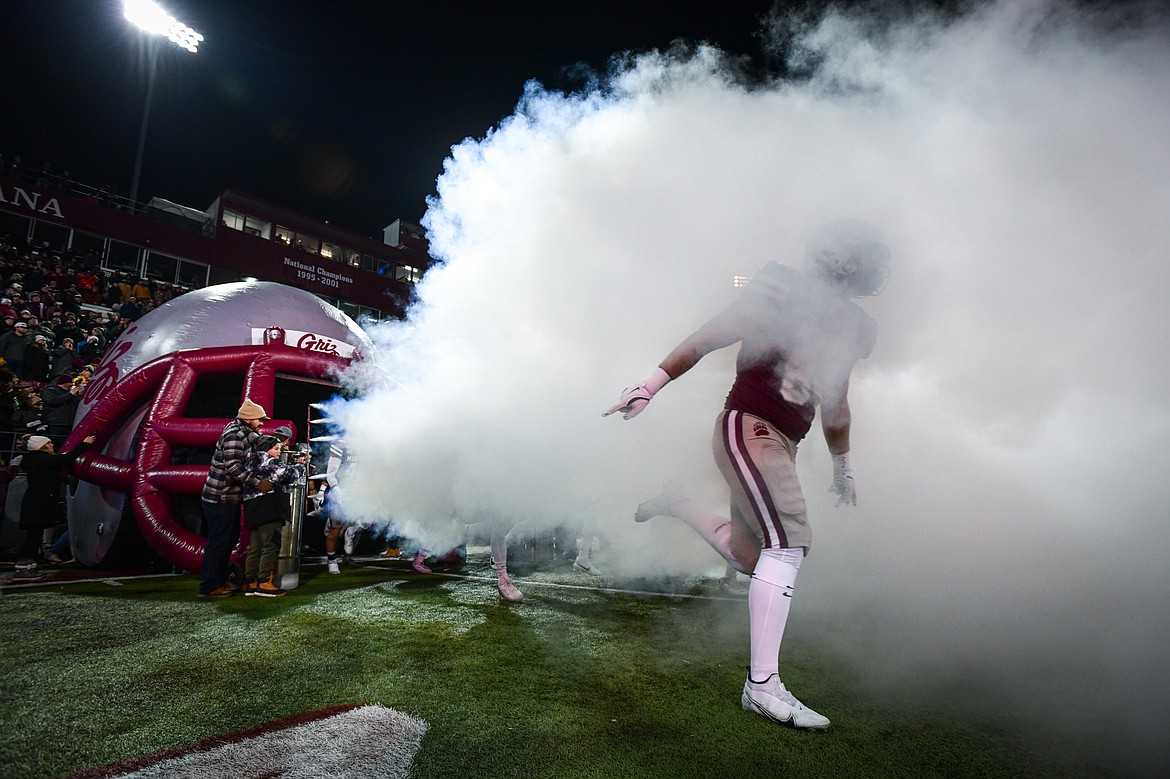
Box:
[13,432,96,579]
[198,398,269,598]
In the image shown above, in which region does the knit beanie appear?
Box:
[27,435,52,452]
[255,435,280,453]
[236,398,270,421]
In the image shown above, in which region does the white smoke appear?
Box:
[330,0,1170,767]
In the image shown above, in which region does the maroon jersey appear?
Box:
[724,262,876,442]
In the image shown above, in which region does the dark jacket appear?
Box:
[40,383,80,429]
[49,345,79,379]
[0,330,30,364]
[19,441,90,529]
[22,341,51,380]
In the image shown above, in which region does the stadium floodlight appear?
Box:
[123,0,203,53]
[123,0,204,210]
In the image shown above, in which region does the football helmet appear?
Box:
[805,218,891,297]
[64,281,375,571]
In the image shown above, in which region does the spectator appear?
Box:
[56,314,83,346]
[49,337,78,379]
[86,326,106,350]
[23,334,51,381]
[35,162,53,190]
[60,292,83,318]
[11,389,44,433]
[117,296,142,322]
[0,368,18,431]
[114,274,133,303]
[103,279,123,307]
[78,335,102,365]
[26,292,47,320]
[26,314,53,345]
[131,278,152,301]
[12,433,95,579]
[72,365,94,391]
[0,321,31,376]
[41,374,82,440]
[4,155,26,182]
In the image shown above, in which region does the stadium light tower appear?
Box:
[123,0,203,211]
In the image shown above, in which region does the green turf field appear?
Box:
[0,555,1132,778]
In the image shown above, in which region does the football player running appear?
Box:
[604,219,890,731]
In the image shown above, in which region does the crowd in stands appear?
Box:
[0,233,195,444]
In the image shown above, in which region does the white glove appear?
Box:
[603,368,672,420]
[830,452,856,506]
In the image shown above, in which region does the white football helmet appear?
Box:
[805,218,891,297]
[64,280,375,571]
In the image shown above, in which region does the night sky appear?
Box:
[1,0,781,239]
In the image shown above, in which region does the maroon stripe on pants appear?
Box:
[721,410,788,549]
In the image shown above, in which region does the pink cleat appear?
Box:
[497,572,524,603]
[411,551,432,574]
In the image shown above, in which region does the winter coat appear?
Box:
[19,441,89,530]
[40,383,80,428]
[49,346,79,379]
[0,330,30,364]
[22,342,51,380]
[241,450,304,529]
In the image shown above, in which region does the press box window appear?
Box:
[222,208,270,238]
[396,264,422,283]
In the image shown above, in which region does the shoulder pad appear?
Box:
[742,262,796,304]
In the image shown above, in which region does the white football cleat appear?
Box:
[741,674,830,730]
[573,555,603,576]
[327,559,340,575]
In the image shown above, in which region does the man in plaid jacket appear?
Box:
[198,398,268,598]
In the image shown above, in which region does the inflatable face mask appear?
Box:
[65,280,375,571]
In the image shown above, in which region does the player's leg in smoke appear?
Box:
[635,486,759,574]
[572,513,603,576]
[491,525,523,603]
[381,518,401,558]
[740,546,828,729]
[724,416,828,729]
[343,523,362,559]
[324,519,342,574]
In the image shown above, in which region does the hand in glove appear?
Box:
[830,452,856,506]
[603,368,672,420]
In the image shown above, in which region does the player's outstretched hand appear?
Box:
[602,368,673,421]
[603,384,655,420]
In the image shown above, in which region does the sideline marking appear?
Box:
[0,571,179,591]
[362,564,748,603]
